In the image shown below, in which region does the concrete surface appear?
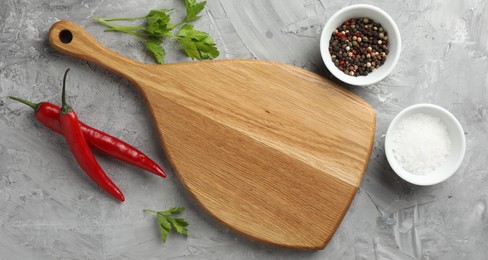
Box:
[1,0,487,259]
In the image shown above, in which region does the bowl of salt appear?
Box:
[385,104,466,185]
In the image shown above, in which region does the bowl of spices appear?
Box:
[385,104,466,186]
[320,4,401,85]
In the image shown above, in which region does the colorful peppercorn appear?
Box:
[328,17,389,77]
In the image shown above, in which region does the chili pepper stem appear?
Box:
[60,68,72,114]
[8,96,40,111]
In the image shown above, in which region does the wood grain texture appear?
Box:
[49,20,376,250]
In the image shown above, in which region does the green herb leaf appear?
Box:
[157,215,171,242]
[177,37,200,60]
[145,38,166,64]
[185,0,206,22]
[166,207,186,214]
[157,215,172,231]
[144,207,189,243]
[145,9,174,37]
[168,217,189,235]
[173,218,189,227]
[176,24,219,60]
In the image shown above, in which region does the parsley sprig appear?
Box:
[144,207,189,243]
[94,0,219,64]
[185,0,206,22]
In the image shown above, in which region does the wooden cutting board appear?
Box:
[49,20,376,250]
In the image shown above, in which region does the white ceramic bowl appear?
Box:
[320,4,401,86]
[385,104,466,186]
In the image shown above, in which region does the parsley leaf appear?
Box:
[176,24,219,60]
[145,38,166,64]
[144,207,189,243]
[168,217,189,235]
[172,218,189,235]
[185,0,206,22]
[157,214,171,242]
[177,37,199,60]
[162,207,186,214]
[145,9,174,37]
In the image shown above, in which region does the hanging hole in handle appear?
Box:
[59,30,73,44]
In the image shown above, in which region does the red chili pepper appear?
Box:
[59,69,124,201]
[8,98,166,178]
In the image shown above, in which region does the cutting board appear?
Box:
[49,20,376,250]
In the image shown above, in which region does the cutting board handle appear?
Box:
[49,20,146,82]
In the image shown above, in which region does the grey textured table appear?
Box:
[0,0,486,259]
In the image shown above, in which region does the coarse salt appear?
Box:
[390,113,451,175]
